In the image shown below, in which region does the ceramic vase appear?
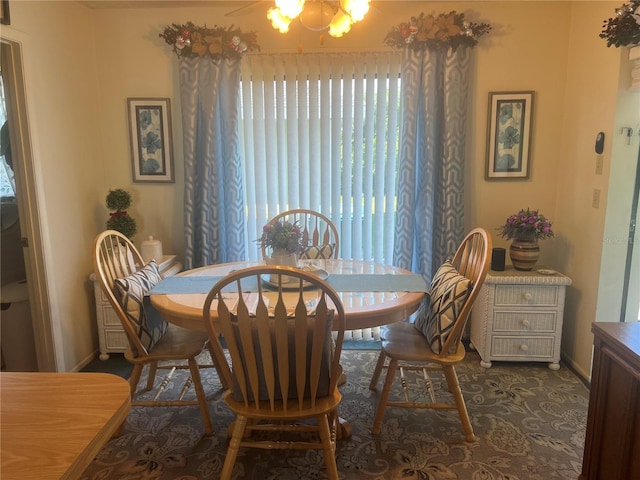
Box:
[264,249,299,283]
[509,239,540,271]
[265,249,299,267]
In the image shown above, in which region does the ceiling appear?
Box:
[78,0,488,9]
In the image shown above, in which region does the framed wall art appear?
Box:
[1,0,10,25]
[127,98,174,183]
[485,91,534,180]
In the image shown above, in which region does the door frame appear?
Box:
[1,38,56,371]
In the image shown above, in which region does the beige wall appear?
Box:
[3,1,631,375]
[555,3,638,378]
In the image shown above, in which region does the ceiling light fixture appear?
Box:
[267,0,370,38]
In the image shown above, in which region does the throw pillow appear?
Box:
[414,262,472,354]
[114,260,167,354]
[299,243,335,260]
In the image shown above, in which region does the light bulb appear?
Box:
[275,0,305,19]
[329,9,352,37]
[268,7,293,33]
[341,0,370,23]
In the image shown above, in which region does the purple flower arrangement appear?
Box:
[258,220,304,254]
[498,208,554,242]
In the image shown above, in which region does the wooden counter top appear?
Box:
[1,372,131,480]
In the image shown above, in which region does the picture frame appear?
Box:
[1,0,10,25]
[485,91,534,180]
[127,98,174,183]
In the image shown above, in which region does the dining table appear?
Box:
[148,258,427,439]
[149,258,427,333]
[1,372,131,479]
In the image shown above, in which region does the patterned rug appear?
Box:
[80,349,588,480]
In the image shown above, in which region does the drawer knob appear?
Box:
[523,292,533,301]
[520,319,530,327]
[520,343,529,352]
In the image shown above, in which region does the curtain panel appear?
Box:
[179,57,246,269]
[393,46,473,279]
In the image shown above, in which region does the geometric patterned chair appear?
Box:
[368,227,492,441]
[93,230,231,435]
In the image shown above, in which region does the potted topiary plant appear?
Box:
[105,188,137,239]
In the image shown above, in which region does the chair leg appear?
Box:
[145,361,158,391]
[128,364,143,399]
[221,415,247,480]
[371,358,398,435]
[318,413,339,480]
[188,358,214,436]
[369,349,388,390]
[442,365,476,442]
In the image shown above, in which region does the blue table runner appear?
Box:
[148,273,427,295]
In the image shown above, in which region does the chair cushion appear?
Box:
[299,243,335,260]
[114,260,167,353]
[414,262,472,354]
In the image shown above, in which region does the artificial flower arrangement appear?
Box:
[384,11,491,52]
[600,1,640,47]
[257,220,304,254]
[159,22,260,60]
[498,208,554,242]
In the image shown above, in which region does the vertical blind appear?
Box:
[239,52,402,262]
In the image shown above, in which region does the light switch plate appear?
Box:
[595,155,604,175]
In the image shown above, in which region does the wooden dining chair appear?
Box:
[368,228,492,441]
[93,230,231,436]
[262,209,340,260]
[203,265,346,480]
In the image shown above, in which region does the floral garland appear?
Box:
[600,1,640,47]
[384,11,491,52]
[159,22,260,60]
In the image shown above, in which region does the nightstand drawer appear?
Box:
[493,311,557,333]
[491,335,555,358]
[494,285,560,306]
[100,306,122,327]
[104,329,128,351]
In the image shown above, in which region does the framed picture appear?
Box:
[1,0,10,25]
[127,98,174,183]
[485,91,534,180]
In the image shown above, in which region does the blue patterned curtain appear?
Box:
[393,47,472,279]
[179,57,246,269]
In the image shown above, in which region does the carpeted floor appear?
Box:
[80,349,588,480]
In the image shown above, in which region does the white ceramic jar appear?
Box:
[141,236,163,264]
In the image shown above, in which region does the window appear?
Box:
[239,52,402,263]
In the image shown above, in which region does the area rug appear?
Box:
[80,349,588,480]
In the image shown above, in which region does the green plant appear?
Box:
[498,208,554,242]
[105,189,137,239]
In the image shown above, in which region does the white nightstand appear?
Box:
[470,266,572,370]
[90,254,182,360]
